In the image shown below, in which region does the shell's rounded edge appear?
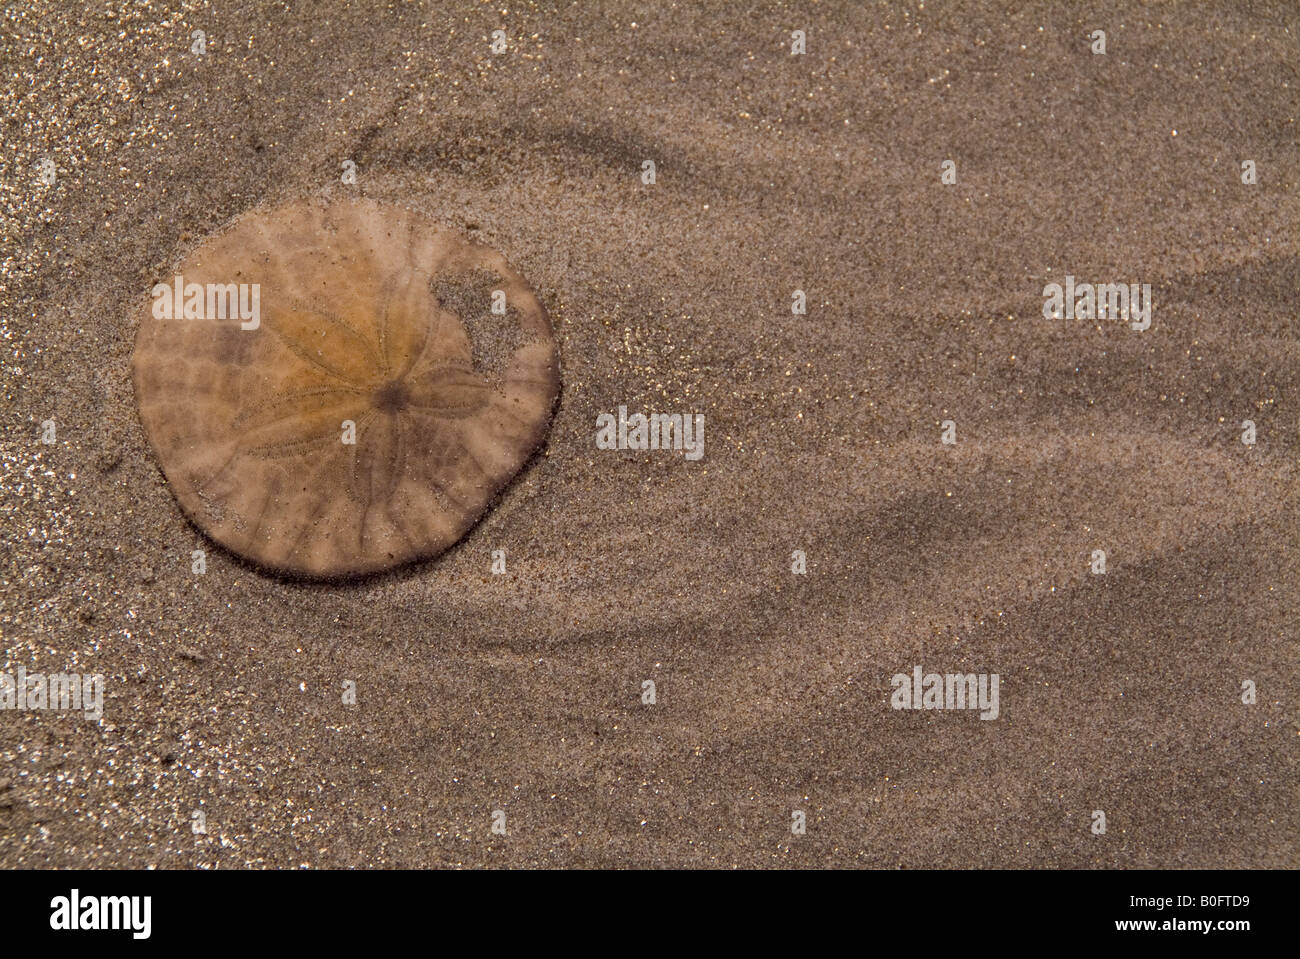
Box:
[131,194,562,581]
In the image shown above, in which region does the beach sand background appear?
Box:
[1,0,1296,867]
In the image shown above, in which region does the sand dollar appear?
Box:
[132,196,560,578]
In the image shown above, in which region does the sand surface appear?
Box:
[1,1,1296,867]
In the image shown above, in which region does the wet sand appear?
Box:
[1,1,1296,867]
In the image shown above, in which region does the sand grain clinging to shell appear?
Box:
[132,197,560,578]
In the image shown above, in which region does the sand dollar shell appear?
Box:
[132,196,560,578]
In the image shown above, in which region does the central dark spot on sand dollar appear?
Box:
[371,379,410,413]
[131,196,561,578]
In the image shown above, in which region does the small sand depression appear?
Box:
[132,196,560,578]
